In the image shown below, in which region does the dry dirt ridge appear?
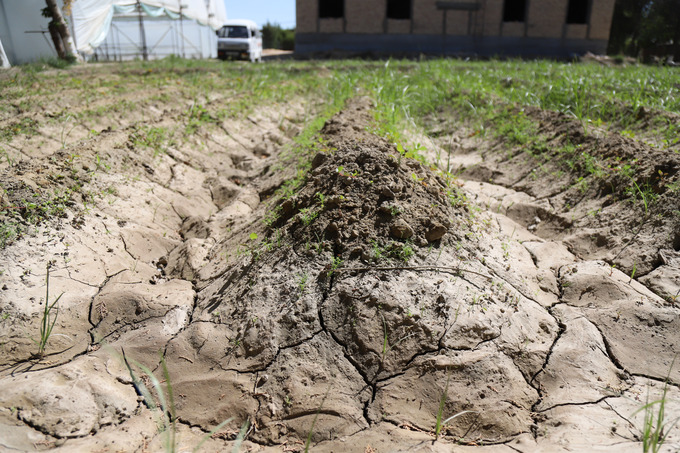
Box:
[1,95,679,452]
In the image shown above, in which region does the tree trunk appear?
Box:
[44,0,82,62]
[48,22,66,59]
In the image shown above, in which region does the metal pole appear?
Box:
[179,1,185,58]
[137,0,148,60]
[171,20,177,56]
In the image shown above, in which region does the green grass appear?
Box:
[260,70,357,226]
[433,368,479,441]
[492,108,538,146]
[434,370,452,439]
[626,178,659,215]
[5,57,675,144]
[371,240,415,263]
[355,59,676,207]
[0,221,20,249]
[355,59,679,149]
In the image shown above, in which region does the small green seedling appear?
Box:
[327,257,343,278]
[433,368,478,440]
[434,369,452,439]
[34,262,63,358]
[629,263,637,283]
[298,273,309,298]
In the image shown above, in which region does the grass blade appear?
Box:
[442,410,478,426]
[304,385,331,453]
[435,369,452,439]
[191,417,234,452]
[231,420,250,453]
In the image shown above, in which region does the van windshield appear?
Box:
[219,26,249,38]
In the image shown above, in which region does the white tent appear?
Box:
[0,0,227,64]
[72,0,227,60]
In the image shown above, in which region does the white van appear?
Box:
[217,20,262,62]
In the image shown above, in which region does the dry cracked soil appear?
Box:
[1,63,680,453]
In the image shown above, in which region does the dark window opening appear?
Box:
[319,0,344,18]
[218,26,248,38]
[503,0,527,22]
[387,0,411,19]
[566,0,588,24]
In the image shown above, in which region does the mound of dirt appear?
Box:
[274,98,459,261]
[166,98,564,445]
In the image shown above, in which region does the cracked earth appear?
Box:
[1,64,680,453]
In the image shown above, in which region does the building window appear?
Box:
[503,0,527,22]
[319,0,344,18]
[566,0,588,24]
[387,0,411,19]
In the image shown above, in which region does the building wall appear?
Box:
[565,23,588,40]
[296,0,317,33]
[502,22,525,38]
[525,0,561,38]
[387,18,411,34]
[296,0,616,56]
[445,10,470,36]
[346,0,384,33]
[413,0,443,35]
[589,0,616,40]
[319,18,344,33]
[483,0,504,37]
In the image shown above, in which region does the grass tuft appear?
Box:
[122,350,234,452]
[633,360,679,453]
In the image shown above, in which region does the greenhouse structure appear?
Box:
[0,0,227,65]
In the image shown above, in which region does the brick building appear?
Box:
[295,0,616,57]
